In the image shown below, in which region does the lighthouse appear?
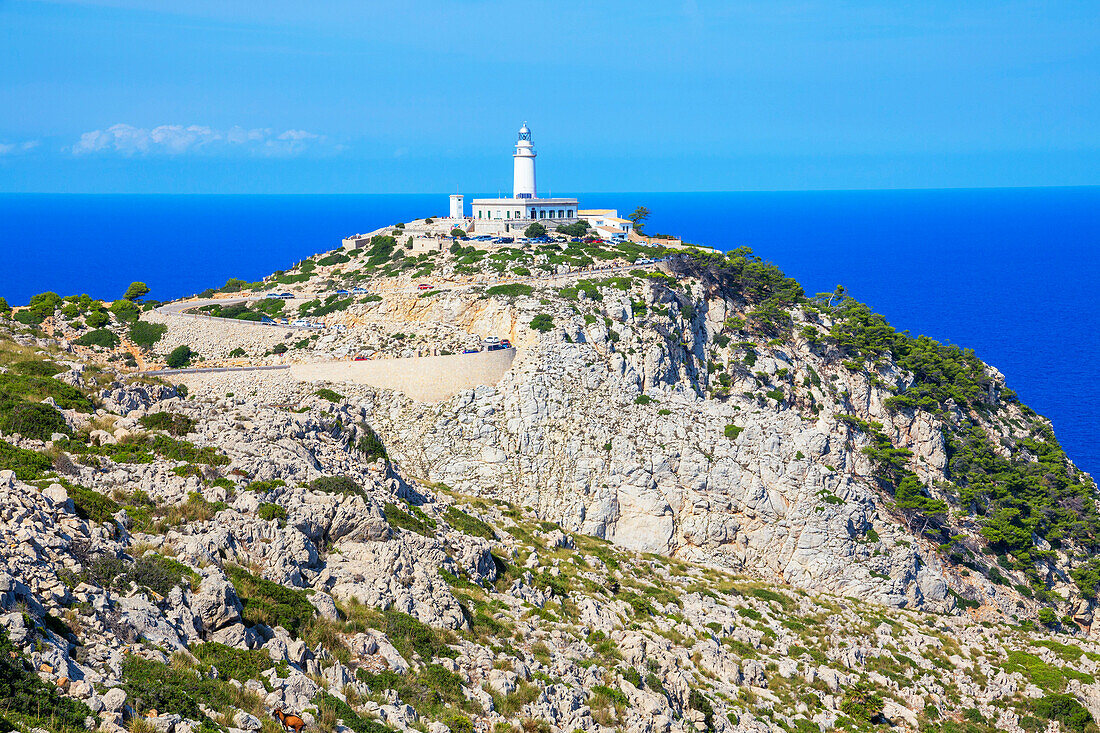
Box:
[513,122,537,199]
[468,123,578,233]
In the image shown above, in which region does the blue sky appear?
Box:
[1,0,1097,193]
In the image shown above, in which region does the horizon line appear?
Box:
[2,184,1098,196]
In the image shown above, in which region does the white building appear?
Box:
[578,208,633,240]
[469,123,579,233]
[449,194,465,219]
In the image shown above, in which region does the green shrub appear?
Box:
[129,553,198,596]
[634,394,653,405]
[130,321,167,349]
[1034,693,1095,732]
[839,683,884,721]
[314,388,343,402]
[149,434,229,465]
[556,221,589,237]
[313,691,390,733]
[381,609,458,661]
[529,313,554,332]
[724,424,744,440]
[84,310,109,328]
[272,343,288,354]
[244,478,286,492]
[687,689,714,731]
[139,411,196,436]
[356,425,387,463]
[450,228,466,238]
[191,642,278,685]
[0,440,53,479]
[0,402,70,440]
[524,222,547,238]
[68,483,120,523]
[308,475,362,496]
[1038,607,1059,627]
[166,345,194,368]
[224,564,315,634]
[0,626,93,732]
[110,299,141,324]
[485,283,533,298]
[123,282,151,301]
[73,328,120,348]
[258,503,287,522]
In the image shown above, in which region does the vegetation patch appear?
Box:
[385,502,436,537]
[308,475,363,496]
[139,411,196,436]
[313,387,344,402]
[443,505,495,539]
[484,283,533,298]
[73,328,120,348]
[224,564,315,635]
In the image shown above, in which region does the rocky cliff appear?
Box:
[1,235,1099,733]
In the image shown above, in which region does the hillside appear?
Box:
[1,228,1099,733]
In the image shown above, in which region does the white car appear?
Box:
[292,319,311,327]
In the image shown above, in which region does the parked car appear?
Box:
[292,319,311,327]
[500,339,512,348]
[487,343,506,352]
[352,287,369,294]
[417,283,432,291]
[353,355,368,361]
[335,289,350,295]
[265,293,282,299]
[463,348,479,354]
[279,292,294,299]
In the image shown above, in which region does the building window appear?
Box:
[506,211,510,219]
[515,210,520,218]
[477,210,482,219]
[558,210,564,218]
[567,210,573,218]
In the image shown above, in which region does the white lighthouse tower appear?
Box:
[468,123,577,232]
[512,122,537,199]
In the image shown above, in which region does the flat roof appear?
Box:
[471,197,579,205]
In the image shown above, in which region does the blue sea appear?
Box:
[1,189,1097,477]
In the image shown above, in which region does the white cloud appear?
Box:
[70,124,332,157]
[0,140,41,156]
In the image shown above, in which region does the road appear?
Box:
[141,364,291,376]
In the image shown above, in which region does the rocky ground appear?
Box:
[2,232,1100,733]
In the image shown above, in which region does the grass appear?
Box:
[443,505,495,539]
[224,564,316,635]
[384,502,436,537]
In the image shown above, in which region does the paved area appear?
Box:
[290,348,517,402]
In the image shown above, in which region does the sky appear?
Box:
[1,0,1098,193]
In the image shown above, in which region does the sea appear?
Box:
[1,188,1097,477]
